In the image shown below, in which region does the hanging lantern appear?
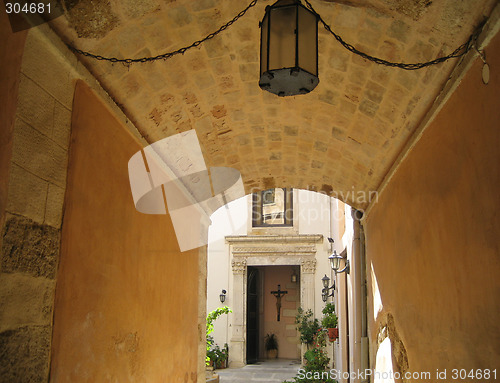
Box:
[259,0,319,97]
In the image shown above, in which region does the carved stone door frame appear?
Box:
[226,234,322,367]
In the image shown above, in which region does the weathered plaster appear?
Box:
[50,81,200,382]
[365,30,500,374]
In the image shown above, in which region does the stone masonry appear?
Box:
[49,0,497,209]
[0,25,73,381]
[0,23,144,383]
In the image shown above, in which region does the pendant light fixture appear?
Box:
[259,0,319,96]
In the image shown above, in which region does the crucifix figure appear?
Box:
[270,284,288,321]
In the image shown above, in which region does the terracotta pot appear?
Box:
[328,328,339,342]
[267,349,278,359]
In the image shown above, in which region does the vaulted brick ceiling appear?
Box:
[50,0,496,209]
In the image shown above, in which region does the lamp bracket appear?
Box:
[335,259,350,274]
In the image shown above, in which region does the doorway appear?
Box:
[245,265,302,362]
[246,267,259,364]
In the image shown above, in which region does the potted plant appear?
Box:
[206,345,217,368]
[295,307,320,347]
[321,303,338,342]
[288,329,336,383]
[207,343,229,369]
[206,306,232,367]
[264,333,278,359]
[217,343,229,369]
[304,329,331,371]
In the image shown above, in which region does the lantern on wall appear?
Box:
[259,0,319,97]
[329,250,350,274]
[220,289,227,303]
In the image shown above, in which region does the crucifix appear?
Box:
[270,284,288,321]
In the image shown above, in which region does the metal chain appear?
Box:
[67,0,476,69]
[302,0,475,70]
[67,0,258,64]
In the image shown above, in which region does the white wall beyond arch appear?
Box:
[207,189,352,369]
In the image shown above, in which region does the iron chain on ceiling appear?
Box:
[66,0,480,69]
[67,0,258,64]
[302,0,476,70]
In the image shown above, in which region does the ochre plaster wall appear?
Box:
[364,32,500,376]
[50,81,199,382]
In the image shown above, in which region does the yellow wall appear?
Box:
[365,32,500,375]
[50,81,200,382]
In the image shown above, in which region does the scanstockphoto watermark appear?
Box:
[298,368,499,381]
[297,368,435,381]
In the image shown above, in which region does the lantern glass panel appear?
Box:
[298,5,317,75]
[260,12,269,76]
[334,257,342,271]
[322,275,330,288]
[268,5,297,70]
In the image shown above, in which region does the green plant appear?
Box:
[285,329,337,383]
[207,343,229,369]
[304,347,330,371]
[322,302,335,316]
[206,306,232,366]
[321,303,338,329]
[264,333,278,351]
[295,307,320,345]
[207,306,232,337]
[206,346,217,366]
[304,329,329,369]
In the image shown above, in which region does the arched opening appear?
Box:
[206,188,368,380]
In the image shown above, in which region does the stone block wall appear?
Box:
[282,281,300,356]
[0,20,143,383]
[0,21,72,383]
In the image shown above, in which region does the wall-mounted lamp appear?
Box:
[321,274,334,302]
[219,289,227,304]
[291,268,298,283]
[329,250,350,274]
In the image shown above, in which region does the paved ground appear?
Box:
[217,359,301,383]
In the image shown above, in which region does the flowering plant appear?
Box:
[303,329,329,370]
[287,328,336,383]
[207,343,228,369]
